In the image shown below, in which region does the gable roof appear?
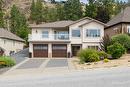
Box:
[30,17,106,28]
[30,21,74,28]
[79,18,107,27]
[0,28,25,42]
[107,7,130,27]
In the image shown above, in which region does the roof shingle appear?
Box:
[0,28,25,42]
[107,7,130,26]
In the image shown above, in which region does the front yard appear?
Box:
[73,54,130,70]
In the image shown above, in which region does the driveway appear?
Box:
[2,58,75,76]
[0,48,29,74]
[11,48,29,64]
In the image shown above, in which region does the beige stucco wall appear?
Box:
[0,38,24,55]
[69,19,90,44]
[82,22,104,43]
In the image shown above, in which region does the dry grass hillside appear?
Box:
[2,0,55,18]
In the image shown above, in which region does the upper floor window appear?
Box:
[42,31,49,38]
[86,29,100,37]
[72,29,80,37]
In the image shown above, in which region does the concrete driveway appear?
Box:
[2,58,75,76]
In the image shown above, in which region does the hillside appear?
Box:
[2,0,55,17]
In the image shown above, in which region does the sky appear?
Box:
[80,0,128,3]
[54,0,128,3]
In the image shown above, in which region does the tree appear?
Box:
[56,4,65,20]
[85,0,97,18]
[35,0,43,24]
[50,0,56,3]
[30,0,36,23]
[64,0,83,20]
[0,0,4,28]
[44,7,58,22]
[10,5,29,40]
[95,0,115,23]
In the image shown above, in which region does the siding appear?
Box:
[0,38,24,55]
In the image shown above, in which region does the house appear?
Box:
[29,17,106,58]
[0,28,25,56]
[105,7,130,37]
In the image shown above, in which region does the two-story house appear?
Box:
[29,17,106,58]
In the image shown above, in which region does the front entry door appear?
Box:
[72,45,82,56]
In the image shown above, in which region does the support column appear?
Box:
[48,43,52,58]
[29,43,33,58]
[67,43,71,58]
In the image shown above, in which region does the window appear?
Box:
[4,40,6,44]
[42,31,49,38]
[86,29,100,37]
[127,26,130,34]
[72,29,80,37]
[55,31,69,40]
[88,46,99,50]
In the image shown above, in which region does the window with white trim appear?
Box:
[42,31,49,38]
[72,29,81,37]
[86,29,100,37]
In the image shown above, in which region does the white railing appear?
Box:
[29,34,70,41]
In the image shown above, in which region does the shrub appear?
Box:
[78,49,100,63]
[0,56,16,68]
[100,34,112,52]
[112,34,130,50]
[107,43,126,59]
[98,51,108,59]
[103,58,110,63]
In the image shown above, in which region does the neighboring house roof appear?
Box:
[0,28,25,42]
[30,21,74,28]
[107,7,130,27]
[30,17,106,29]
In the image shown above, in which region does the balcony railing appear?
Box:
[29,34,70,41]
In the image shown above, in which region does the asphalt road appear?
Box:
[0,67,130,87]
[11,48,29,64]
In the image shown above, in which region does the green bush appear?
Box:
[98,51,108,59]
[103,58,110,63]
[78,49,100,63]
[0,56,16,68]
[107,43,126,59]
[112,34,130,50]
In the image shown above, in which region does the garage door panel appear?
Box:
[33,44,48,57]
[52,44,67,57]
